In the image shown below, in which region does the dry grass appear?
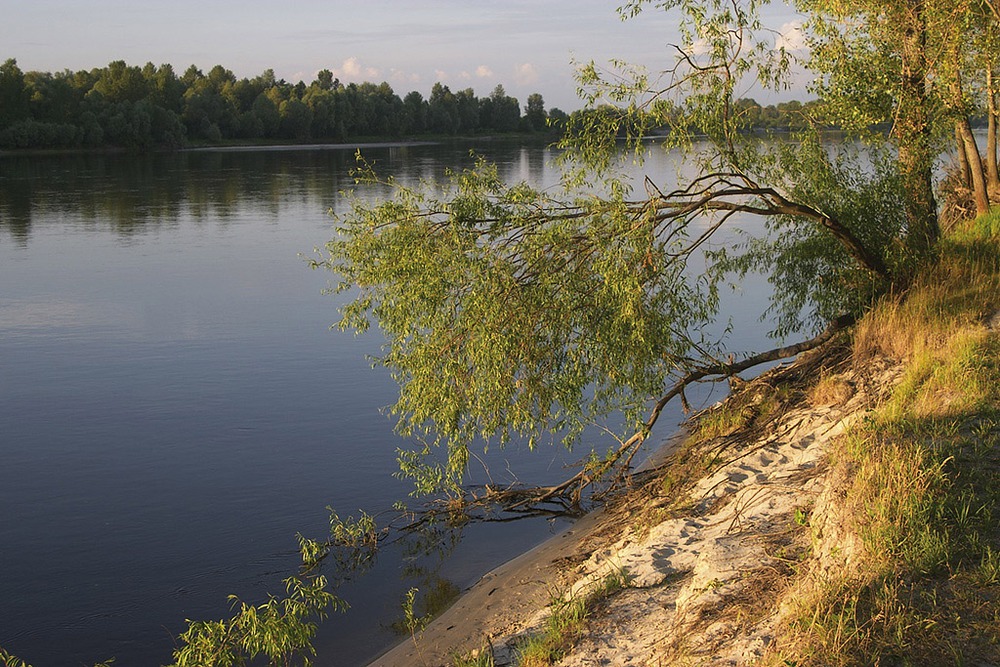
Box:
[853,212,1000,364]
[808,373,855,406]
[767,210,1000,667]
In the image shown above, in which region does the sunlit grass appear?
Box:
[771,210,1000,666]
[515,569,630,667]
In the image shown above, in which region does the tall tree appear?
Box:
[454,87,480,133]
[25,70,80,124]
[974,0,1000,198]
[949,26,991,215]
[802,0,945,258]
[279,97,312,140]
[524,92,547,130]
[315,68,335,91]
[428,82,458,134]
[143,63,185,113]
[93,60,149,103]
[403,90,427,134]
[487,84,520,132]
[951,0,1000,201]
[0,59,30,126]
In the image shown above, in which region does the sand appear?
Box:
[369,354,902,667]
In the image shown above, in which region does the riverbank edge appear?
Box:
[0,133,558,158]
[367,337,865,667]
[367,212,1000,667]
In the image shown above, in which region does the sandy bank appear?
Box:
[369,346,902,667]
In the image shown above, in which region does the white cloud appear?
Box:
[775,21,806,52]
[434,69,447,82]
[514,62,539,85]
[388,68,422,86]
[459,70,471,80]
[340,57,362,77]
[335,56,380,80]
[475,65,494,78]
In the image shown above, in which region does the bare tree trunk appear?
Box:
[948,36,989,216]
[957,117,991,215]
[987,67,1000,200]
[956,124,972,188]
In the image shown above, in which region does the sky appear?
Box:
[0,0,807,111]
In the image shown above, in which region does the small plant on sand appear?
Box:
[516,568,630,667]
[400,587,426,636]
[451,645,495,667]
[516,595,589,667]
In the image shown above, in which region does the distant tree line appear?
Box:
[0,58,862,152]
[572,97,837,140]
[0,58,569,150]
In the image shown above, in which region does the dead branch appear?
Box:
[304,315,854,585]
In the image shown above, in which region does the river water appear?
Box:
[0,141,773,666]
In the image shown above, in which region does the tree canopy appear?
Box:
[318,0,996,508]
[0,59,563,150]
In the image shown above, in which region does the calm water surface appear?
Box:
[0,142,770,666]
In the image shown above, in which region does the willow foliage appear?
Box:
[324,156,719,492]
[169,576,345,667]
[319,0,911,496]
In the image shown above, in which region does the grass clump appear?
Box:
[773,212,1000,666]
[451,645,495,667]
[693,381,797,443]
[515,569,630,667]
[808,373,855,407]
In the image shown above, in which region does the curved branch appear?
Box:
[505,313,856,512]
[639,176,891,280]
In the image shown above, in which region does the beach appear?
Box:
[369,343,901,666]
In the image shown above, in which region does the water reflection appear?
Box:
[0,141,579,667]
[0,142,560,244]
[0,139,771,666]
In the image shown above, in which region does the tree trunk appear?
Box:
[987,67,1000,200]
[897,0,940,258]
[957,118,991,215]
[947,32,989,216]
[956,124,972,188]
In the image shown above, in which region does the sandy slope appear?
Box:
[370,351,901,667]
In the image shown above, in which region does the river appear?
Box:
[0,141,773,666]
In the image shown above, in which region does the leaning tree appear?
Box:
[318,0,953,512]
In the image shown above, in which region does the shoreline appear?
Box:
[367,497,615,667]
[0,134,557,158]
[364,344,899,666]
[367,428,693,666]
[180,140,441,153]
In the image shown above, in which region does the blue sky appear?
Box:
[0,0,806,110]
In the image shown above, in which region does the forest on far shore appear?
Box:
[0,58,834,151]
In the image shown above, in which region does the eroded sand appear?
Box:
[370,354,901,667]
